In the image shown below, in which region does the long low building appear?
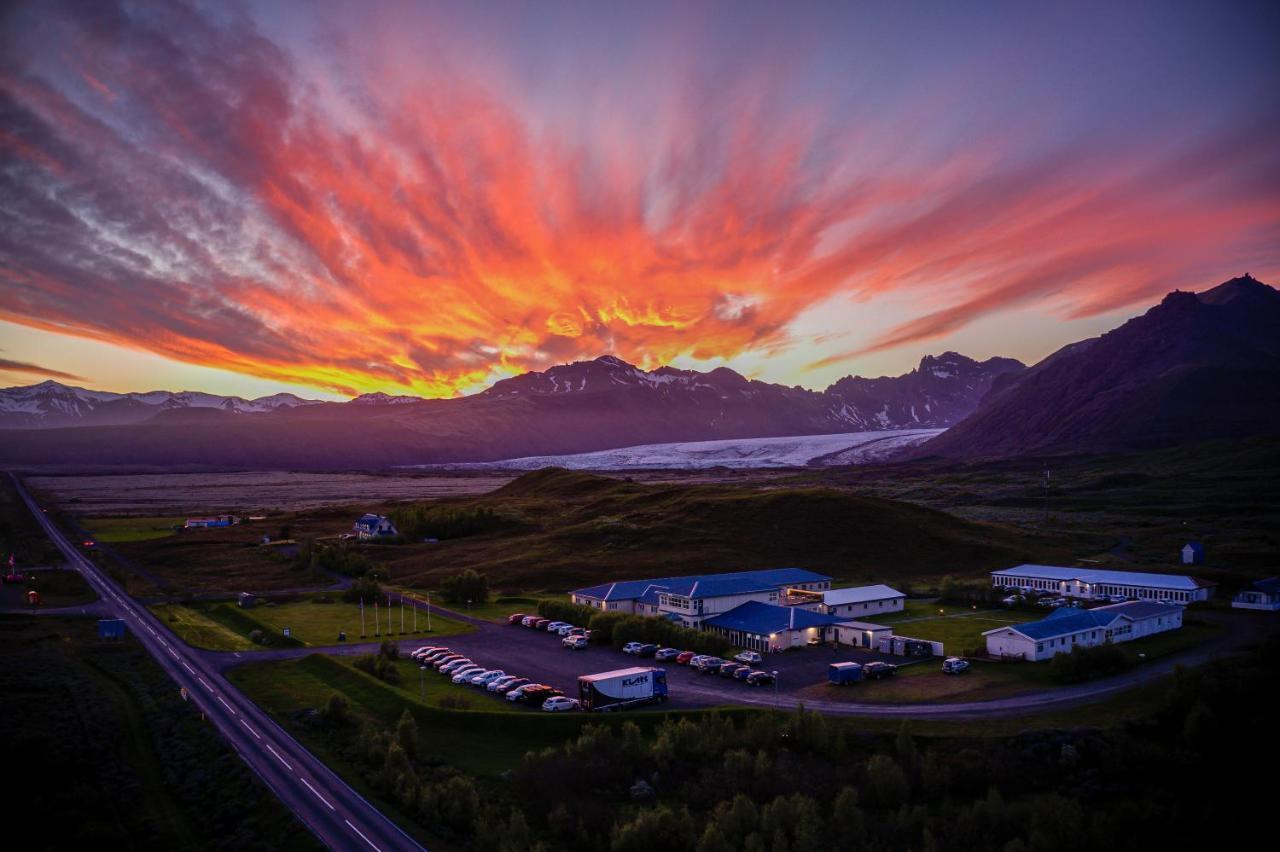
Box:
[569,567,832,629]
[1232,577,1280,611]
[983,601,1183,661]
[820,584,905,618]
[991,564,1214,604]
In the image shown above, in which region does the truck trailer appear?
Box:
[578,666,668,712]
[828,662,863,684]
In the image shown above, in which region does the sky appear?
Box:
[1,0,1277,400]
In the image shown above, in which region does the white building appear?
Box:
[983,601,1183,662]
[569,568,831,629]
[1232,578,1280,611]
[354,513,398,541]
[820,584,905,618]
[991,564,1214,605]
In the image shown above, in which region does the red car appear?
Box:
[675,651,696,665]
[507,613,527,625]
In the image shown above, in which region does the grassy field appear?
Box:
[153,595,472,650]
[428,592,559,622]
[0,615,321,850]
[82,516,186,542]
[878,601,1041,655]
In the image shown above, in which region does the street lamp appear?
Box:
[772,670,780,708]
[419,664,427,700]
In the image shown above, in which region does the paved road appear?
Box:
[10,473,425,852]
[205,605,1268,720]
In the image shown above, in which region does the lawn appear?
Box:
[82,516,185,543]
[877,603,1041,655]
[425,592,559,623]
[153,595,473,650]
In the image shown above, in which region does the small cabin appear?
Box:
[354,513,398,541]
[1181,542,1205,565]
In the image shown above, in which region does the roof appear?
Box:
[571,567,831,602]
[579,667,658,682]
[1093,601,1184,620]
[983,609,1120,641]
[1183,541,1205,552]
[991,564,1212,591]
[1248,577,1280,595]
[823,584,905,607]
[703,601,849,635]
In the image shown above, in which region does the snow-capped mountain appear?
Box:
[0,380,321,428]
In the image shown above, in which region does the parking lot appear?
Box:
[398,617,915,711]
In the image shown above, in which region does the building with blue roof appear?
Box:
[983,600,1183,661]
[702,600,891,653]
[991,564,1214,604]
[569,567,831,628]
[354,513,398,541]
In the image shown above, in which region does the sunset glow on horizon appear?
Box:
[2,0,1278,398]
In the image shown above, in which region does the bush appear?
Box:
[392,503,520,541]
[1049,642,1130,683]
[248,629,265,645]
[537,599,599,626]
[344,574,384,604]
[609,615,735,657]
[440,569,489,606]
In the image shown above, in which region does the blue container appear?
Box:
[828,662,863,684]
[97,618,127,640]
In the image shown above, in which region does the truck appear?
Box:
[828,662,863,685]
[578,666,668,712]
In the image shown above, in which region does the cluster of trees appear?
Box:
[1048,643,1130,683]
[439,569,489,605]
[392,503,519,541]
[535,600,735,656]
[352,640,403,685]
[344,574,385,604]
[294,539,376,578]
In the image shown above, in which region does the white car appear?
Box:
[451,666,486,684]
[734,651,762,665]
[506,684,536,702]
[557,624,577,636]
[470,669,506,686]
[542,696,580,712]
[439,658,473,675]
[544,621,570,633]
[621,641,645,655]
[563,635,589,650]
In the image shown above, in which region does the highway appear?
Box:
[10,474,426,852]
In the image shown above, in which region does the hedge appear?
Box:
[536,599,735,655]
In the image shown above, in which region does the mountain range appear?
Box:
[913,275,1280,459]
[1,275,1274,469]
[0,351,1020,468]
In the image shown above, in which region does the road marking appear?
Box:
[169,648,179,659]
[182,661,195,674]
[345,819,382,851]
[265,743,293,772]
[301,777,335,811]
[240,718,261,740]
[217,695,236,715]
[197,677,212,692]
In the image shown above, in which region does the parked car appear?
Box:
[732,666,753,681]
[942,657,970,675]
[653,647,680,662]
[675,651,696,665]
[451,666,486,683]
[734,650,763,665]
[522,686,564,707]
[470,669,506,686]
[507,613,527,625]
[520,616,538,627]
[545,621,570,633]
[542,696,580,712]
[433,655,465,670]
[422,649,455,663]
[494,677,531,694]
[488,675,519,692]
[863,662,898,680]
[411,646,444,660]
[563,635,589,650]
[721,663,749,678]
[621,641,645,655]
[745,671,775,687]
[506,684,538,702]
[696,657,726,673]
[533,618,552,630]
[1001,595,1022,606]
[438,658,473,674]
[636,643,659,657]
[557,624,577,636]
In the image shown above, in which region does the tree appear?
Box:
[866,754,909,809]
[440,569,490,605]
[324,693,350,726]
[830,786,865,844]
[395,708,419,759]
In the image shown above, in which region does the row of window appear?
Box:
[997,577,1196,602]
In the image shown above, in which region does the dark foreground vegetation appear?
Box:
[240,634,1277,851]
[537,598,735,657]
[0,615,319,851]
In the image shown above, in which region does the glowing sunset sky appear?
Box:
[2,1,1277,399]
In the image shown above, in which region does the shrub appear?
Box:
[344,574,384,604]
[392,503,520,541]
[440,569,489,605]
[536,599,600,627]
[1049,642,1130,683]
[248,629,265,645]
